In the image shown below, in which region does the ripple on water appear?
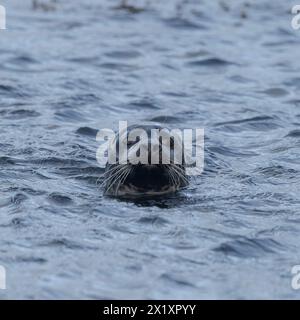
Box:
[254,165,298,178]
[54,110,87,122]
[186,57,235,68]
[160,273,196,288]
[163,17,207,30]
[209,146,258,158]
[11,193,28,205]
[14,256,47,264]
[215,115,281,131]
[3,109,41,119]
[39,238,97,250]
[214,237,284,258]
[31,157,89,167]
[98,62,140,72]
[129,98,161,110]
[148,115,181,124]
[104,50,142,59]
[285,99,300,107]
[0,84,31,98]
[0,156,15,165]
[285,130,300,138]
[3,55,41,73]
[137,215,170,227]
[48,193,73,206]
[8,55,38,65]
[76,127,98,137]
[7,217,28,228]
[260,88,289,97]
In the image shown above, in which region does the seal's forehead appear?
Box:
[118,124,166,137]
[127,124,164,132]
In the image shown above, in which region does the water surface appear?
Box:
[0,0,300,299]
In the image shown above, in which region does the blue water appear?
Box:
[1,0,300,299]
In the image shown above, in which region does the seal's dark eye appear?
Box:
[127,141,135,147]
[127,135,141,147]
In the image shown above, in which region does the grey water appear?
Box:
[0,0,300,299]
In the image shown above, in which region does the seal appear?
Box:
[102,124,189,197]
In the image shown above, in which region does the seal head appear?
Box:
[103,124,189,197]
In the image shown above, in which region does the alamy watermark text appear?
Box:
[0,5,6,30]
[0,265,6,290]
